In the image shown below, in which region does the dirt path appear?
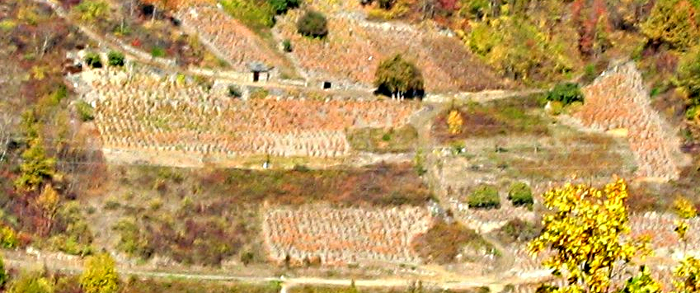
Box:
[2,249,552,291]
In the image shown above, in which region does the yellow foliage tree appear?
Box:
[447,110,463,135]
[674,256,700,293]
[35,184,60,235]
[528,179,652,293]
[80,253,119,293]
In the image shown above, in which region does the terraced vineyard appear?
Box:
[78,68,420,166]
[176,6,288,73]
[274,11,507,92]
[262,206,432,265]
[574,63,683,180]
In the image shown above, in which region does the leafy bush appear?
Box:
[507,182,533,207]
[150,47,165,58]
[0,226,18,249]
[374,54,425,99]
[546,82,584,105]
[8,271,53,293]
[76,100,94,121]
[74,0,108,23]
[282,39,293,52]
[678,46,700,108]
[268,0,300,14]
[468,184,500,209]
[80,253,119,293]
[107,51,125,67]
[84,52,102,68]
[297,10,328,38]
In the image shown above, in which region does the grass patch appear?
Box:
[501,130,631,180]
[219,0,275,34]
[411,220,494,264]
[347,125,418,153]
[433,100,549,143]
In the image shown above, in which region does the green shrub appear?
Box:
[107,51,125,67]
[546,82,584,105]
[268,0,300,14]
[507,182,533,207]
[282,39,293,52]
[468,184,500,209]
[76,100,94,121]
[150,47,165,58]
[84,52,102,68]
[228,85,243,98]
[297,10,328,38]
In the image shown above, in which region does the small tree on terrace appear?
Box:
[297,11,328,38]
[80,253,120,293]
[374,54,425,100]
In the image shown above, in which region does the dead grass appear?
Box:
[411,220,493,264]
[346,125,418,153]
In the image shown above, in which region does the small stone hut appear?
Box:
[248,61,272,82]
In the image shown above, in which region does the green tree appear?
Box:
[297,10,328,38]
[14,137,56,192]
[529,179,652,293]
[8,271,53,293]
[374,54,425,99]
[641,0,700,50]
[80,253,120,293]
